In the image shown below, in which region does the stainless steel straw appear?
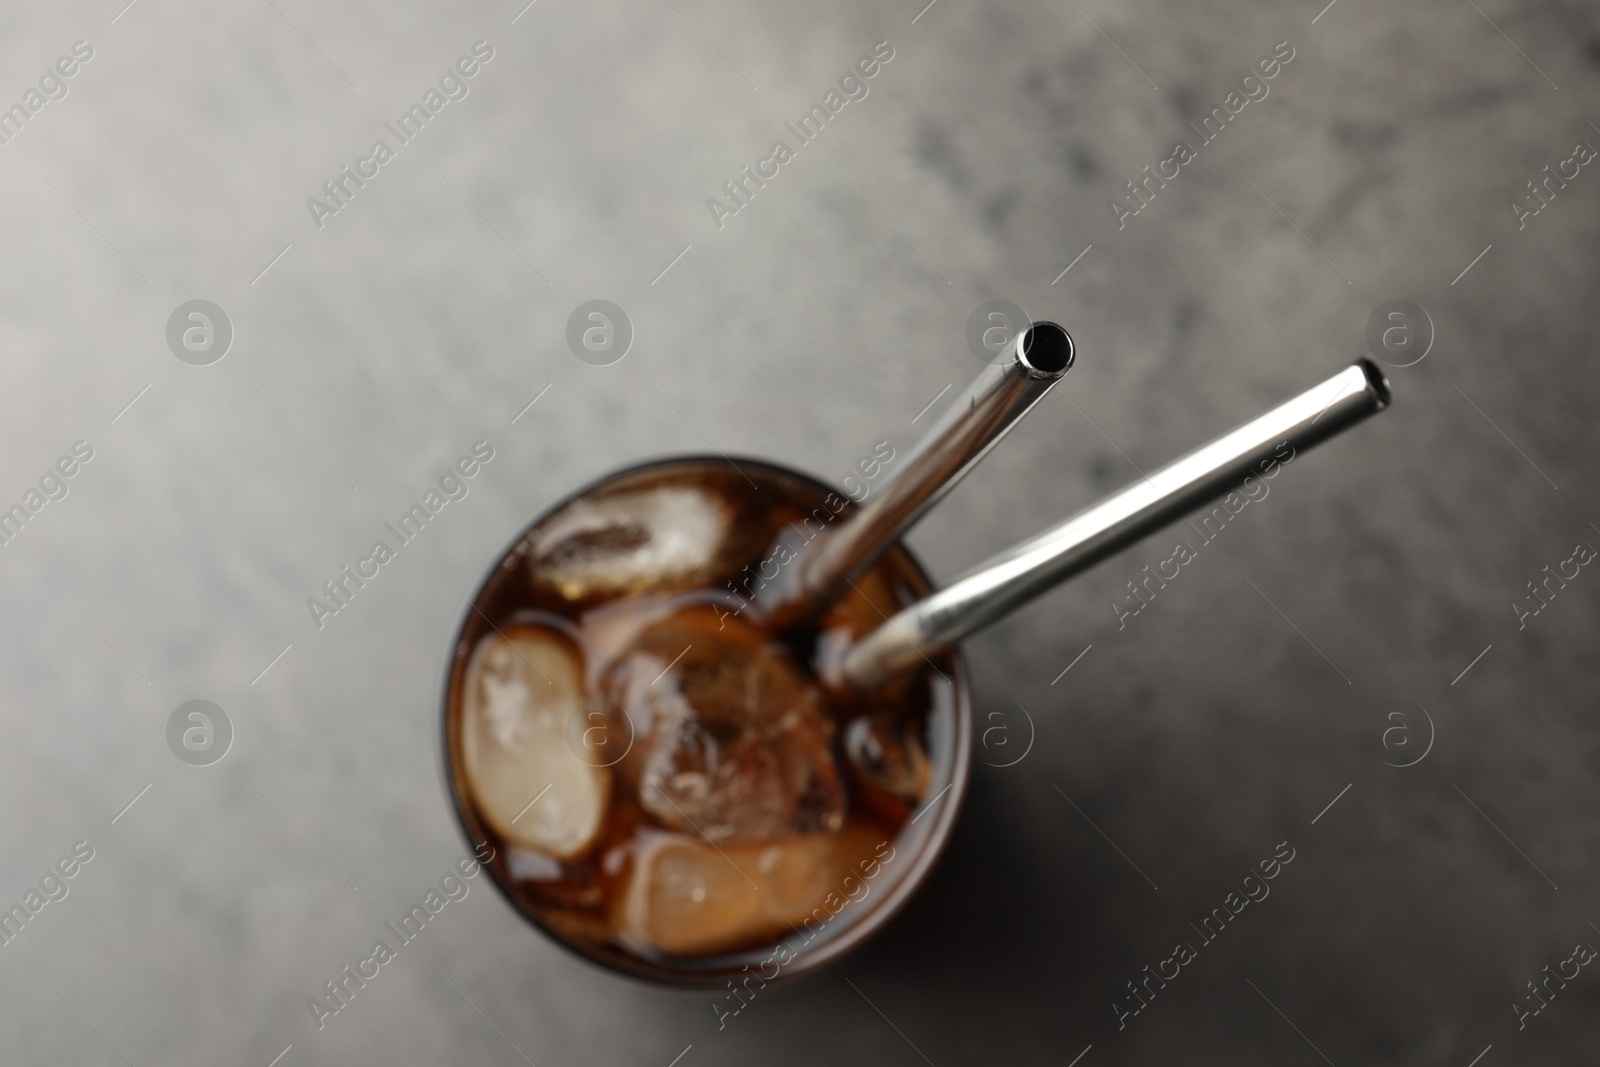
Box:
[772,321,1074,623]
[838,359,1391,690]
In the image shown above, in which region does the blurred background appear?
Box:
[1,0,1598,1063]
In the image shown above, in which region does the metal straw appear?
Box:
[770,321,1074,624]
[838,359,1391,691]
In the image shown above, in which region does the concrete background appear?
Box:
[0,0,1597,1063]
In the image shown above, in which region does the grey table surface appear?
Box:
[1,0,1597,1063]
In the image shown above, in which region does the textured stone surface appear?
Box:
[0,0,1596,1063]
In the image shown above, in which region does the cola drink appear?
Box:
[444,352,1390,985]
[444,458,967,983]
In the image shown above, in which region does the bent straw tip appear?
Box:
[1017,321,1074,379]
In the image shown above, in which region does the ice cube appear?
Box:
[616,833,767,956]
[844,715,930,802]
[615,826,887,956]
[604,604,845,844]
[529,485,732,600]
[461,625,610,859]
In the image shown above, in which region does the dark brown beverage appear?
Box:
[443,457,966,984]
